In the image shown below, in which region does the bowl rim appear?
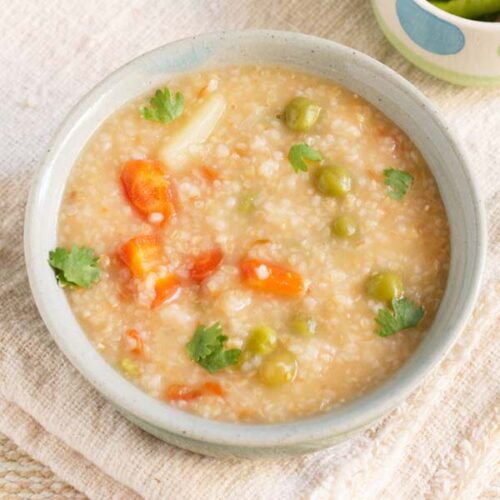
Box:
[24,29,486,450]
[413,0,500,29]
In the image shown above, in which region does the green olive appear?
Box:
[258,350,298,387]
[331,215,358,238]
[284,97,321,132]
[315,166,352,197]
[246,326,278,355]
[365,272,404,303]
[290,314,316,337]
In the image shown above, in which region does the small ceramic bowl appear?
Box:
[372,0,500,86]
[24,30,486,458]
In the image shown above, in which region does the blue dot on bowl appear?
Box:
[396,0,465,55]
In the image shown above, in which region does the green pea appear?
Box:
[246,326,278,355]
[365,272,404,303]
[258,350,298,387]
[284,97,321,132]
[119,357,140,378]
[290,314,316,337]
[331,215,358,238]
[315,166,352,197]
[237,194,256,214]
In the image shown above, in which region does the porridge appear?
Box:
[51,66,450,423]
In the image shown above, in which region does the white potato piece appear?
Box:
[160,93,226,170]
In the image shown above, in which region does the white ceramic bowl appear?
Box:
[24,30,486,458]
[372,0,500,86]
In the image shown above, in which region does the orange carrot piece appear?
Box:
[201,381,224,397]
[200,165,219,183]
[197,84,209,98]
[189,248,224,283]
[253,239,271,245]
[239,259,304,297]
[151,274,181,309]
[123,329,144,355]
[166,381,224,401]
[238,409,256,421]
[121,159,176,224]
[166,384,201,401]
[118,235,164,279]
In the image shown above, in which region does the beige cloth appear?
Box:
[0,433,85,498]
[1,0,499,498]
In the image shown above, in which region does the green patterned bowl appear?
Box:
[372,0,500,86]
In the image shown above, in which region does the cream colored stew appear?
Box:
[53,66,450,423]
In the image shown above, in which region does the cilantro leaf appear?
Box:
[288,143,322,173]
[375,297,424,337]
[383,168,413,200]
[141,87,184,124]
[186,323,241,373]
[48,245,101,288]
[198,347,241,373]
[186,323,223,361]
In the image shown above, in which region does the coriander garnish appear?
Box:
[288,143,322,173]
[141,86,184,124]
[186,323,241,373]
[48,245,101,288]
[375,297,424,337]
[383,168,413,200]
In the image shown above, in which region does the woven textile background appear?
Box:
[0,0,499,498]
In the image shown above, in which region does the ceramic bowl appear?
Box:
[372,0,500,86]
[24,30,486,458]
